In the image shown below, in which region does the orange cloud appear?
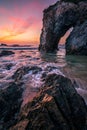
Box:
[9,17,33,35]
[0,0,58,45]
[0,14,42,44]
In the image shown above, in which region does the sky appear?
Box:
[0,0,58,45]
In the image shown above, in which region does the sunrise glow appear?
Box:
[0,0,58,45]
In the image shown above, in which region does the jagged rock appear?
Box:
[39,0,87,55]
[9,74,87,130]
[12,66,42,82]
[0,82,23,129]
[0,65,43,129]
[0,50,15,57]
[9,119,29,130]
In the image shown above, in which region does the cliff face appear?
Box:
[39,1,87,55]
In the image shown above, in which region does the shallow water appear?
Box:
[0,45,87,104]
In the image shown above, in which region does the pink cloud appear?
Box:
[0,14,41,38]
[2,17,33,36]
[10,16,32,28]
[0,0,57,44]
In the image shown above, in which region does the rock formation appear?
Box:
[9,74,87,130]
[0,82,23,129]
[0,65,42,130]
[0,65,87,130]
[0,50,15,57]
[39,0,87,55]
[0,43,7,46]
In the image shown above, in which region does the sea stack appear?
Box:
[39,0,87,55]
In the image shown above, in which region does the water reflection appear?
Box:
[40,48,67,67]
[65,55,87,78]
[40,52,58,62]
[40,48,87,91]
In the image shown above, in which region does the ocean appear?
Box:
[0,44,87,105]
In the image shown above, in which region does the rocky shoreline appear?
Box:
[0,65,87,130]
[0,0,87,129]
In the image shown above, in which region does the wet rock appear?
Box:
[0,82,23,129]
[25,55,31,58]
[12,66,42,82]
[41,66,60,81]
[6,63,13,70]
[0,50,15,57]
[10,74,87,130]
[41,72,47,81]
[39,0,87,55]
[44,66,58,72]
[9,119,29,130]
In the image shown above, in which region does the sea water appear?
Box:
[0,45,87,105]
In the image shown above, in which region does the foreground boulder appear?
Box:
[0,50,15,57]
[9,74,87,130]
[39,0,87,55]
[0,82,23,129]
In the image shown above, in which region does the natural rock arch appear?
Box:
[39,1,87,55]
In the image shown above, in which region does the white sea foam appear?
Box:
[0,46,87,105]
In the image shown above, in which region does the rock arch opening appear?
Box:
[59,28,73,45]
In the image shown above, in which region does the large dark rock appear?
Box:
[0,64,87,130]
[9,74,87,130]
[0,82,23,129]
[0,50,15,57]
[0,65,42,129]
[39,0,87,55]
